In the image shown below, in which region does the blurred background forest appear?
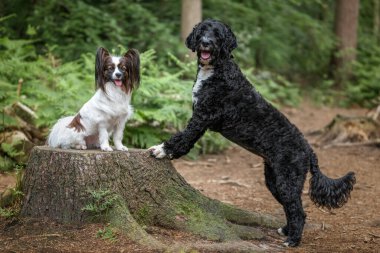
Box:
[1,0,379,171]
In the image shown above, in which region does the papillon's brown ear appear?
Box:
[123,49,140,92]
[95,47,110,91]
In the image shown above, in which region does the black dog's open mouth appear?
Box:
[200,50,211,60]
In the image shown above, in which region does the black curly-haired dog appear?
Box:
[149,19,356,247]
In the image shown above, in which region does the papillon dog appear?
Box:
[47,47,140,151]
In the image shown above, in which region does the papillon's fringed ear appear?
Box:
[185,22,200,52]
[95,47,110,91]
[123,48,140,93]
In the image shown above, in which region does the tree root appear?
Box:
[107,200,166,251]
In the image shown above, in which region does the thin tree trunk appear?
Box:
[181,0,202,43]
[332,0,360,88]
[374,0,380,41]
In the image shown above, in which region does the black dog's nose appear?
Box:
[201,40,210,47]
[115,73,122,78]
[201,37,211,47]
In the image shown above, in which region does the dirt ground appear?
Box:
[1,103,379,252]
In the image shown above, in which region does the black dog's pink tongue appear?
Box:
[114,80,122,87]
[201,51,211,60]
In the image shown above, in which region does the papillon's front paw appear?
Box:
[148,143,167,159]
[74,144,87,150]
[116,145,129,152]
[101,145,113,152]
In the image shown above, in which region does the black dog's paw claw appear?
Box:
[283,239,300,247]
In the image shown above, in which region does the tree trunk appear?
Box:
[21,146,283,251]
[332,0,360,88]
[374,0,380,41]
[181,0,202,43]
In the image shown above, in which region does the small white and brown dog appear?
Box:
[47,47,140,151]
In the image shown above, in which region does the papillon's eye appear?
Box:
[121,66,127,71]
[106,65,114,70]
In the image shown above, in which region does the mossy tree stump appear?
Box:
[21,146,284,251]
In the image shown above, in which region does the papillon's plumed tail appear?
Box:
[308,151,356,209]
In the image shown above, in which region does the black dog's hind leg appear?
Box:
[264,163,289,236]
[282,196,306,247]
[265,163,307,247]
[279,172,307,247]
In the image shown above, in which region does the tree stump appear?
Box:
[21,146,284,251]
[312,114,380,148]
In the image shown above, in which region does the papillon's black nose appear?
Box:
[115,73,122,78]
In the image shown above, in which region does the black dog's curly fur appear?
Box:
[160,19,356,247]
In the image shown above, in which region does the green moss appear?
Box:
[162,185,239,241]
[134,204,154,225]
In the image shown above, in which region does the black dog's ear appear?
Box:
[185,22,200,52]
[95,47,110,91]
[123,48,140,93]
[222,24,238,56]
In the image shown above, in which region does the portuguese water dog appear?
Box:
[149,19,355,247]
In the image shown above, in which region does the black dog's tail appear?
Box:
[308,151,356,209]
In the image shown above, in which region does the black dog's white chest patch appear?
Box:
[192,66,214,104]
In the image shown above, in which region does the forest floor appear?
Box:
[0,102,379,252]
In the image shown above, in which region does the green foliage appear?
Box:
[23,0,179,62]
[0,36,93,128]
[204,0,335,79]
[2,0,380,108]
[82,189,119,220]
[244,70,301,107]
[0,155,14,172]
[1,141,24,160]
[97,224,118,243]
[345,36,380,108]
[0,207,16,218]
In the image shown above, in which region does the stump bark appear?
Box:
[21,146,284,251]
